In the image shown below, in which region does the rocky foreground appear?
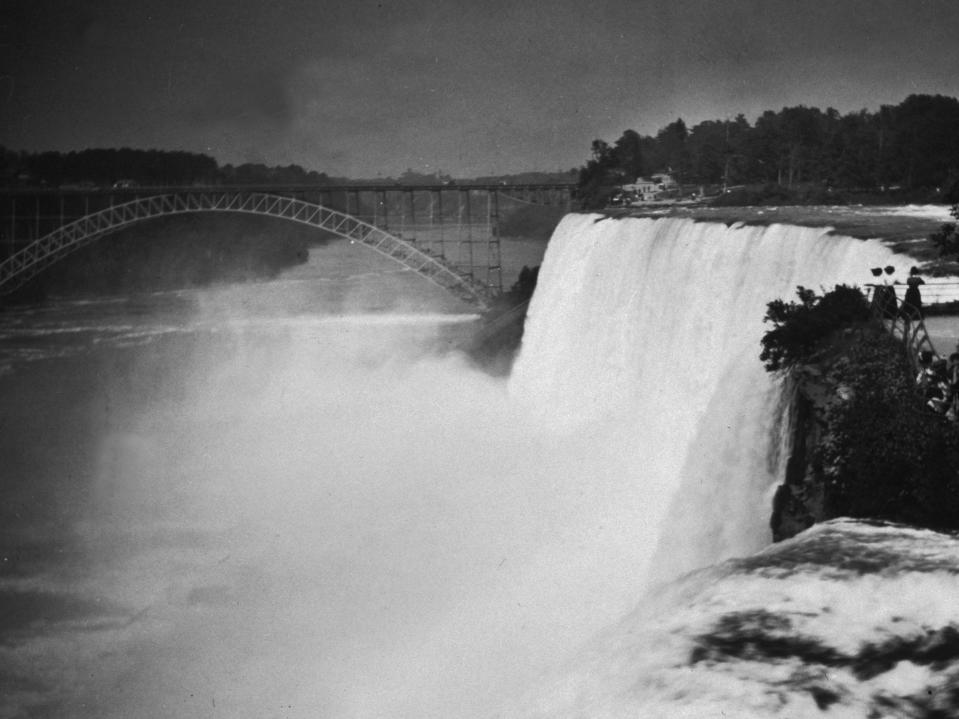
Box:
[512,519,959,719]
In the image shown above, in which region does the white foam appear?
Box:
[871,203,955,221]
[510,213,915,580]
[5,214,931,719]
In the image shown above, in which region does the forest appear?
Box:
[0,146,337,188]
[0,148,575,190]
[577,94,959,208]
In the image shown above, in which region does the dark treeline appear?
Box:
[578,94,959,208]
[1,148,577,190]
[0,146,340,188]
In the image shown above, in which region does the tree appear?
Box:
[930,204,959,257]
[759,285,872,372]
[890,95,959,189]
[686,118,751,186]
[575,139,620,209]
[654,119,689,182]
[686,120,726,185]
[821,110,880,189]
[612,129,646,181]
[572,93,959,205]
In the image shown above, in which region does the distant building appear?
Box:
[621,174,677,203]
[651,173,677,189]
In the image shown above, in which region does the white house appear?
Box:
[621,174,676,202]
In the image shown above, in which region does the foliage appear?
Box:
[575,139,624,209]
[930,204,959,258]
[574,94,959,204]
[765,284,959,533]
[818,334,959,529]
[653,119,690,181]
[0,146,335,188]
[759,285,872,371]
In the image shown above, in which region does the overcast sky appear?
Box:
[3,0,959,178]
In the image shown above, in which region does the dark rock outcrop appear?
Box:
[770,328,959,542]
[771,370,830,541]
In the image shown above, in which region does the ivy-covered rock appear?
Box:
[820,334,959,528]
[760,285,872,372]
[765,286,959,539]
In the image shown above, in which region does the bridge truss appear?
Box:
[0,183,574,306]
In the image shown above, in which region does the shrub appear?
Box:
[760,285,872,371]
[930,204,959,257]
[820,334,959,528]
[763,284,959,531]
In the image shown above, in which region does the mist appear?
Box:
[4,213,924,718]
[34,282,669,719]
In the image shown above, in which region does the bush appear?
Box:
[760,285,872,371]
[820,334,959,528]
[763,284,959,532]
[930,204,959,257]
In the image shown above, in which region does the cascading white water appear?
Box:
[3,218,930,719]
[509,213,917,584]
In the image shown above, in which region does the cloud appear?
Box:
[186,69,294,128]
[6,0,959,175]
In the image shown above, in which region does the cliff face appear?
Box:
[771,370,832,541]
[465,265,539,374]
[771,329,959,541]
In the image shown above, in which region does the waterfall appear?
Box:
[509,213,914,583]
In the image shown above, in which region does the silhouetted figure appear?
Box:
[870,266,898,320]
[900,266,925,322]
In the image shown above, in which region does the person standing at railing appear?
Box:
[869,266,898,321]
[900,266,925,322]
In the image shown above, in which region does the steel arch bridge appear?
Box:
[0,191,498,306]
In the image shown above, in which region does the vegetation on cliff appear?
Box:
[760,284,872,371]
[930,204,959,257]
[763,286,959,538]
[819,334,959,526]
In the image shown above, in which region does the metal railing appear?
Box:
[866,285,938,376]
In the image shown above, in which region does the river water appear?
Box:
[3,213,957,719]
[2,237,581,719]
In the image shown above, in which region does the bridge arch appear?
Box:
[0,191,491,306]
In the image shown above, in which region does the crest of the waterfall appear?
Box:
[509,213,916,583]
